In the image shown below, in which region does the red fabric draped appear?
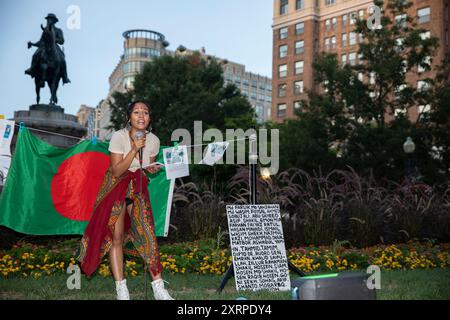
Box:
[77,169,155,277]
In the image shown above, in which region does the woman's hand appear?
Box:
[145,164,162,174]
[132,136,146,154]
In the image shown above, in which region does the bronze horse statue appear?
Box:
[25,14,70,105]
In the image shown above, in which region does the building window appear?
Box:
[417,80,430,91]
[296,0,304,10]
[256,105,264,115]
[395,14,407,28]
[359,9,365,20]
[278,83,287,97]
[280,0,288,15]
[243,78,249,86]
[325,0,336,5]
[279,27,288,40]
[342,33,347,47]
[295,22,304,35]
[124,47,161,59]
[358,53,363,62]
[251,80,258,88]
[349,32,357,45]
[277,104,287,118]
[342,14,348,27]
[418,56,431,73]
[395,84,407,98]
[279,44,288,58]
[325,19,331,31]
[123,76,135,89]
[295,60,304,74]
[279,64,287,78]
[349,52,356,66]
[420,31,431,40]
[295,40,304,54]
[332,17,337,29]
[294,80,304,94]
[395,37,404,53]
[418,7,430,24]
[350,12,357,24]
[266,95,272,103]
[123,61,146,73]
[324,38,330,50]
[331,36,336,49]
[359,33,364,43]
[341,54,347,65]
[255,105,264,122]
[234,76,241,84]
[294,101,303,111]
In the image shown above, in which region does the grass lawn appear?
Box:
[0,269,449,300]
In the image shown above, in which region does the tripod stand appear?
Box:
[217,134,305,293]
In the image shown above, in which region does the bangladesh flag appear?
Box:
[0,128,174,237]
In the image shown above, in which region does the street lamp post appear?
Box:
[403,136,415,181]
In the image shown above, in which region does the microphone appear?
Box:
[134,130,145,165]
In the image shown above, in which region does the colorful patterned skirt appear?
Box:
[76,169,162,277]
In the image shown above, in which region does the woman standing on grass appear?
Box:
[76,101,174,300]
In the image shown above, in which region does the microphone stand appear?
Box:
[139,153,148,300]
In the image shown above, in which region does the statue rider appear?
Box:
[25,14,70,86]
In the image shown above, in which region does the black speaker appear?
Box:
[291,272,376,300]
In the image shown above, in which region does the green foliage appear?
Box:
[108,54,256,146]
[269,112,338,173]
[106,90,134,131]
[276,0,449,184]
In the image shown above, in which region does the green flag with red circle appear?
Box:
[0,128,174,236]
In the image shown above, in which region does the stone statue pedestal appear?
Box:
[12,104,86,150]
[29,104,65,113]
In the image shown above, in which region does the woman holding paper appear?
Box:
[76,101,173,300]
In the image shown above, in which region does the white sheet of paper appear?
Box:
[0,120,15,156]
[199,141,229,166]
[0,155,11,186]
[163,145,189,180]
[0,120,14,186]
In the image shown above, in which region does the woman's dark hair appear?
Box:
[127,100,152,119]
[125,100,153,131]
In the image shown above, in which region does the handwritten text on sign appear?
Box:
[226,204,290,291]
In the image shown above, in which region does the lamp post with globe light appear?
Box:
[403,137,416,181]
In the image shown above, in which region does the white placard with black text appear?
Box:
[226,204,290,291]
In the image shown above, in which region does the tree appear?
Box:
[272,111,339,173]
[294,0,448,183]
[107,53,257,184]
[108,54,256,145]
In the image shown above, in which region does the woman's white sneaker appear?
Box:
[115,279,130,300]
[151,279,174,300]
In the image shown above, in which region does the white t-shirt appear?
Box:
[108,128,160,172]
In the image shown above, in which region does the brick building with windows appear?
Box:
[272,0,450,122]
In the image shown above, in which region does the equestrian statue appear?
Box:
[25,13,70,105]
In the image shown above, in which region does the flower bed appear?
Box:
[0,240,448,279]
